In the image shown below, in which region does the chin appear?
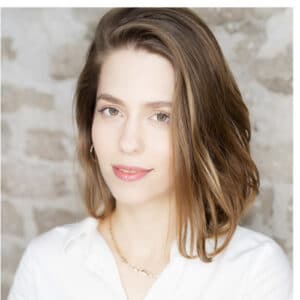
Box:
[115,197,150,206]
[110,188,150,203]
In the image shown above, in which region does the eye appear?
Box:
[152,112,170,124]
[97,107,170,124]
[98,107,120,117]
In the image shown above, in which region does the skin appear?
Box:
[91,46,177,267]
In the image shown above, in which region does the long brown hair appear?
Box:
[73,8,260,263]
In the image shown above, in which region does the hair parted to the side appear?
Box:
[73,7,260,263]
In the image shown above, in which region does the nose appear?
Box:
[119,117,143,154]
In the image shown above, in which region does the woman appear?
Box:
[8,8,292,300]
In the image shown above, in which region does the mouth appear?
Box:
[112,165,153,182]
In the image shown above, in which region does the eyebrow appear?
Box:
[96,93,172,109]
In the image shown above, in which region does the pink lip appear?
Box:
[112,165,153,182]
[113,164,152,172]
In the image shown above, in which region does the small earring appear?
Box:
[90,144,97,162]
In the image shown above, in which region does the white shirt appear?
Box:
[7,216,293,300]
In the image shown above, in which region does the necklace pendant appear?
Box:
[138,268,152,277]
[109,216,155,278]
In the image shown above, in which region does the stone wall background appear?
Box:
[1,7,293,299]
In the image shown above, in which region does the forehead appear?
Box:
[97,48,175,107]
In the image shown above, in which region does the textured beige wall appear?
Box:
[1,7,293,299]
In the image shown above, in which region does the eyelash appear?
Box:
[97,106,170,124]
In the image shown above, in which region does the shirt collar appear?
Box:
[63,216,97,256]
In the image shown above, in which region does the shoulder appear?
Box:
[228,225,290,261]
[221,225,291,267]
[8,217,98,299]
[23,216,97,263]
[228,225,283,250]
[223,225,293,299]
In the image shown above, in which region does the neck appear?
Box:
[110,194,177,263]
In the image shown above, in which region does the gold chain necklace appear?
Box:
[109,216,156,278]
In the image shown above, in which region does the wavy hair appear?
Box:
[73,7,260,263]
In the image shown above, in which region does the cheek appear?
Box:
[152,140,171,159]
[92,119,115,141]
[91,122,112,155]
[148,137,172,174]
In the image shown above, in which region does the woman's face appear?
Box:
[91,47,175,205]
